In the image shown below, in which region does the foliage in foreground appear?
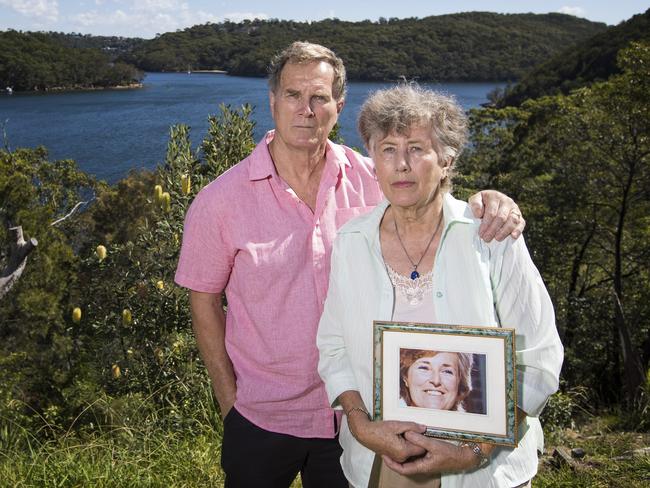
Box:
[1,402,648,487]
[0,393,225,487]
[0,103,255,444]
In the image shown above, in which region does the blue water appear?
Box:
[0,73,503,183]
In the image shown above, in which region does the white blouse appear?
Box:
[317,194,564,488]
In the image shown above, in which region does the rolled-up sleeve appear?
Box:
[489,236,564,417]
[175,184,235,293]
[317,238,359,407]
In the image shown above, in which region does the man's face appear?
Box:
[269,61,344,152]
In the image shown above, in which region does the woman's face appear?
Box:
[370,124,448,211]
[406,352,461,410]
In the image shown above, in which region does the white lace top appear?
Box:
[386,264,437,323]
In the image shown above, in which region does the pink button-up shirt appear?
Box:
[175,131,382,438]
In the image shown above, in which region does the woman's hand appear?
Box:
[347,412,427,463]
[381,431,495,475]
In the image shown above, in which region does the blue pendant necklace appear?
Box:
[394,213,443,280]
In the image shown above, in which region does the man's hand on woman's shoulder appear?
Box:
[468,190,525,242]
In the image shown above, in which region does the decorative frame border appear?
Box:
[373,320,517,447]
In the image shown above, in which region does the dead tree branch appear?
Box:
[50,200,90,227]
[0,226,38,300]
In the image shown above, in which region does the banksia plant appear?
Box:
[154,347,164,365]
[122,308,132,326]
[96,244,107,262]
[154,184,163,204]
[161,192,171,212]
[181,174,191,195]
[111,364,122,379]
[72,307,82,323]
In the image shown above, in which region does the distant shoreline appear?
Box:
[188,69,227,74]
[6,82,144,94]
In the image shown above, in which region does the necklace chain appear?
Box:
[393,212,443,280]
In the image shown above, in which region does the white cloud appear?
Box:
[0,0,59,22]
[558,6,586,18]
[222,11,268,22]
[68,4,266,38]
[131,0,188,13]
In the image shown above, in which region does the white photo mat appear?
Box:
[373,321,517,446]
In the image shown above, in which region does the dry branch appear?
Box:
[0,226,38,300]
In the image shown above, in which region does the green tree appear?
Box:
[0,147,98,430]
[458,42,650,406]
[1,105,256,439]
[68,105,256,428]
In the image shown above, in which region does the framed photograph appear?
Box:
[373,321,517,447]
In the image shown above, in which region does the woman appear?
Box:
[400,350,473,412]
[317,85,563,488]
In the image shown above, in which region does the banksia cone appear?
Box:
[154,184,163,204]
[181,174,191,195]
[72,307,82,323]
[154,347,164,365]
[162,192,171,212]
[122,308,132,326]
[96,244,107,261]
[111,364,121,379]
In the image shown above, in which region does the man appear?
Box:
[175,42,525,488]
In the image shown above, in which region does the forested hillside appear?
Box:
[0,12,606,90]
[45,32,145,57]
[0,30,143,91]
[500,8,650,106]
[125,12,606,81]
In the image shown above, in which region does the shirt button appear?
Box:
[436,291,443,298]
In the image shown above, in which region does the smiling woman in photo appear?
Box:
[399,349,473,412]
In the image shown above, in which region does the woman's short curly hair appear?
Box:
[268,41,347,101]
[358,84,468,192]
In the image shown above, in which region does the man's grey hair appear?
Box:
[268,41,347,101]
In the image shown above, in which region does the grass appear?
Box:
[535,415,650,487]
[1,413,647,487]
[0,415,305,487]
[0,426,225,487]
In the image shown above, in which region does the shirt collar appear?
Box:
[248,130,352,181]
[340,193,476,241]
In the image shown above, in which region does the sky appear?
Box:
[0,1,648,39]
